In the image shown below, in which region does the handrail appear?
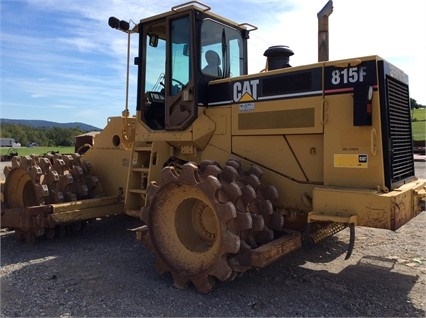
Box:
[172,1,211,12]
[238,23,258,32]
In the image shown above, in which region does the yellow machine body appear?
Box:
[82,55,424,232]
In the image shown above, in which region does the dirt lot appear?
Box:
[1,162,425,317]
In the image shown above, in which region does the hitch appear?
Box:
[307,211,357,259]
[1,195,125,243]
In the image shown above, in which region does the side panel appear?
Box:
[322,58,386,189]
[232,97,324,135]
[82,117,133,197]
[232,134,324,183]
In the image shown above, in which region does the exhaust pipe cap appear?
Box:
[263,45,294,70]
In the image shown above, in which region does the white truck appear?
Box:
[0,138,15,147]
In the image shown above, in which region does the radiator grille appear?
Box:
[385,77,415,187]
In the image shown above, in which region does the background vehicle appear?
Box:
[0,138,16,147]
[1,1,425,293]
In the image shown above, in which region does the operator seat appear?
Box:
[203,50,222,77]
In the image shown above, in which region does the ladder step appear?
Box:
[126,209,142,218]
[132,167,150,173]
[134,146,152,152]
[129,189,147,194]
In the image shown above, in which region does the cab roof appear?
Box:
[139,1,252,32]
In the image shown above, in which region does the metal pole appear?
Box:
[124,29,131,115]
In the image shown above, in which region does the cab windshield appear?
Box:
[140,12,246,130]
[143,17,244,94]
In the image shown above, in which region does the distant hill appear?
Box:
[0,119,101,132]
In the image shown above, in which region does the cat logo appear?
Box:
[233,79,259,102]
[358,154,368,163]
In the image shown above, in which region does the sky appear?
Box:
[1,0,425,129]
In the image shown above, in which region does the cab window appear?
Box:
[170,16,191,95]
[200,19,244,78]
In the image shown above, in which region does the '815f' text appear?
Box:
[331,66,367,85]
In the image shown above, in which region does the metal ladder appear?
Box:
[125,143,153,218]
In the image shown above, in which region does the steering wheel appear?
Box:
[171,78,185,93]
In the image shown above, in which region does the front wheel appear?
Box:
[141,160,283,293]
[141,162,241,293]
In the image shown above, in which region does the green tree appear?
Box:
[46,127,76,146]
[410,98,420,109]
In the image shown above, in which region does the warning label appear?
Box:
[334,154,368,168]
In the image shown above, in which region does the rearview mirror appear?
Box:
[183,44,190,56]
[149,34,159,47]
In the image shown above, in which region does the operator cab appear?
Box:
[136,1,251,130]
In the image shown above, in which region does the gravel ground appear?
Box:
[1,161,425,317]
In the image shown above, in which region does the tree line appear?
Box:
[0,124,86,147]
[411,98,425,109]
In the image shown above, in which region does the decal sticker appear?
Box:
[331,66,367,85]
[239,103,255,112]
[233,79,259,102]
[334,154,368,168]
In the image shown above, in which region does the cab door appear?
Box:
[164,13,197,130]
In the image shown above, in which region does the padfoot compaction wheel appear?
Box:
[141,162,241,293]
[141,159,283,293]
[2,153,99,242]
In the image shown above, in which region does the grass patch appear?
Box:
[412,108,426,121]
[412,122,425,141]
[0,146,75,157]
[412,108,426,141]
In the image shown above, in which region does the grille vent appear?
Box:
[385,77,415,187]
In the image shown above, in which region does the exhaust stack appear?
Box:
[317,0,333,62]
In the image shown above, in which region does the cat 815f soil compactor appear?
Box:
[1,1,425,293]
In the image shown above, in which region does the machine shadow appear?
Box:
[220,251,423,317]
